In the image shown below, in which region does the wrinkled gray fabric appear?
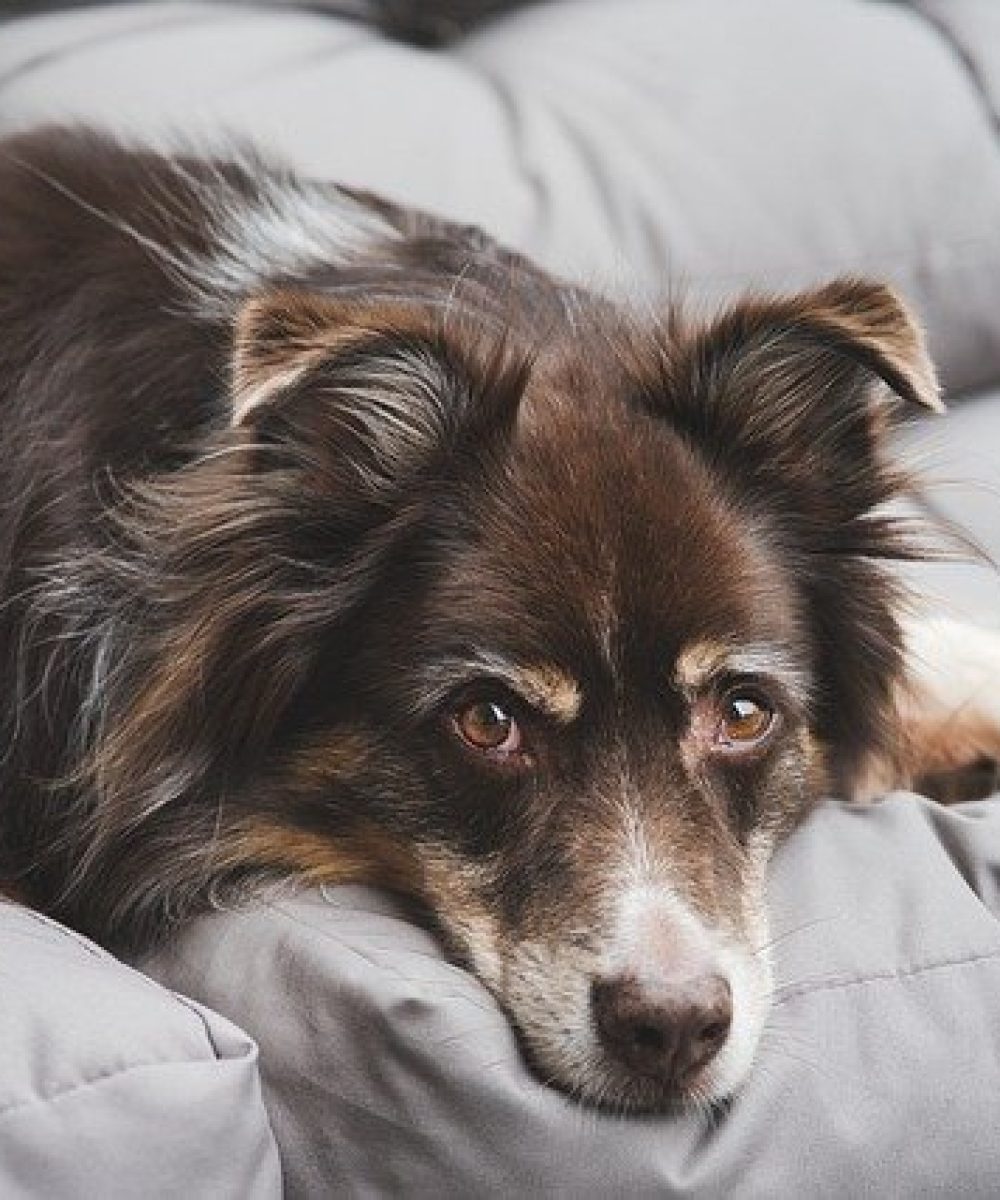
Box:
[0,903,282,1199]
[914,0,1000,126]
[143,795,1000,1198]
[1,0,999,394]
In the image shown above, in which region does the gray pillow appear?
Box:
[143,793,1000,1197]
[0,903,281,1199]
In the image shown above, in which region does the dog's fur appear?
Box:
[1,128,997,1113]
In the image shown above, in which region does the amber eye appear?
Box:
[453,699,524,758]
[717,691,774,748]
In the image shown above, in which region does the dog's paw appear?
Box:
[859,616,1000,803]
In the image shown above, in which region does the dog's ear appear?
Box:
[231,289,435,426]
[689,276,940,411]
[80,289,529,895]
[662,278,940,531]
[657,279,940,789]
[231,289,525,496]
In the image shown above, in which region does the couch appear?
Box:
[1,2,999,1195]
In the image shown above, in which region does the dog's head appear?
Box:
[87,274,937,1111]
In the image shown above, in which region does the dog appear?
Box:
[1,127,998,1114]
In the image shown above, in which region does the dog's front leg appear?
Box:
[857,616,1000,803]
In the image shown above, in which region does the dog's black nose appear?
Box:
[591,971,732,1086]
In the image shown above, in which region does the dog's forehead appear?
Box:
[439,395,802,676]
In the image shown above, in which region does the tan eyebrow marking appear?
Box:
[416,655,583,724]
[674,639,811,705]
[675,640,731,692]
[507,663,583,723]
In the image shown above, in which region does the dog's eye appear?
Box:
[453,699,524,758]
[717,691,774,749]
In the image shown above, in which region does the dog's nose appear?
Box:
[591,970,732,1086]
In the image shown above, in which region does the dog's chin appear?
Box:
[546,1064,738,1118]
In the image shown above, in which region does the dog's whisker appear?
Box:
[768,972,860,1004]
[752,911,844,957]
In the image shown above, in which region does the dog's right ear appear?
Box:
[87,293,529,900]
[231,290,526,496]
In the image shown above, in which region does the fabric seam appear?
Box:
[773,946,1000,1007]
[0,1053,247,1122]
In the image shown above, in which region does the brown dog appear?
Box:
[0,128,995,1112]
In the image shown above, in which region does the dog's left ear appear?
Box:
[689,276,940,409]
[661,278,940,789]
[661,277,941,527]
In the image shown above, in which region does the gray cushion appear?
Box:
[915,0,1000,127]
[142,794,1000,1198]
[2,0,1000,395]
[0,903,281,1199]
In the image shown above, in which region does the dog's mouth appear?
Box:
[444,889,773,1114]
